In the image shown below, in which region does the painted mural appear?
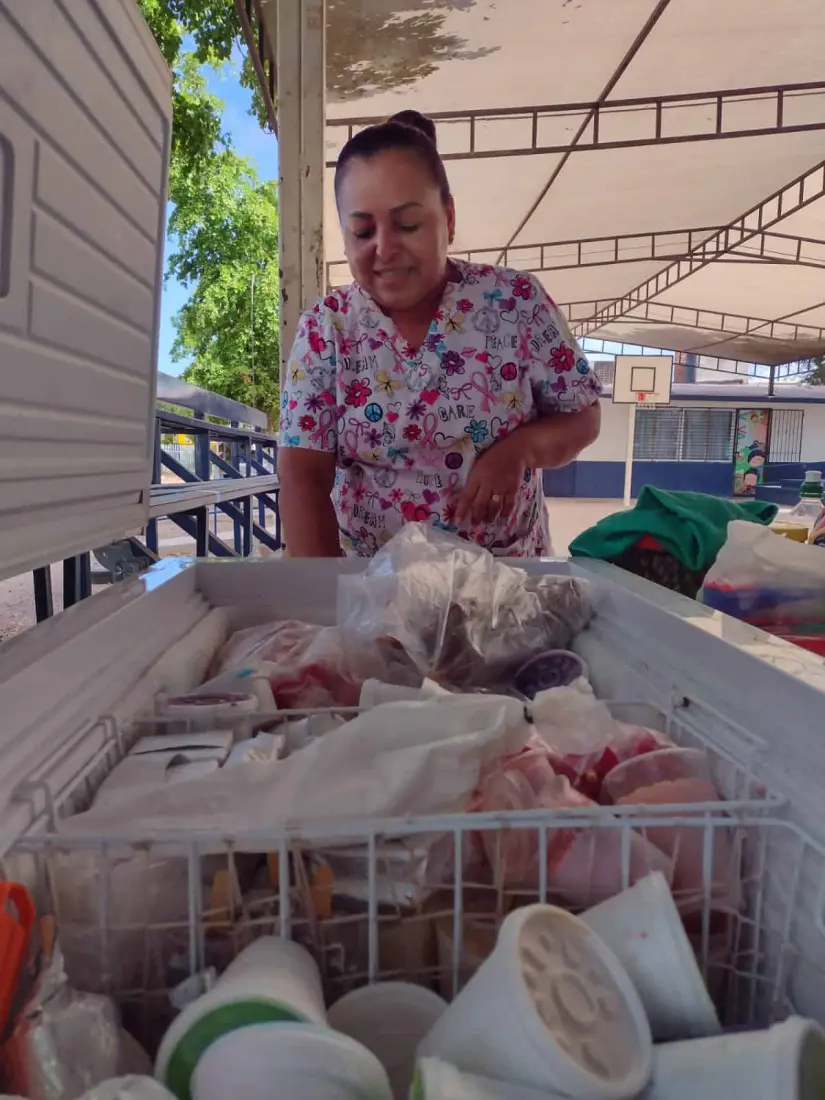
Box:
[733,408,770,495]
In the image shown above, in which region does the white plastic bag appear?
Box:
[60,696,532,839]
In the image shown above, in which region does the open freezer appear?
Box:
[2,554,825,1079]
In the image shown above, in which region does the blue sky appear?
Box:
[158,48,279,376]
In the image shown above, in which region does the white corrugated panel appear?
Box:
[0,0,170,582]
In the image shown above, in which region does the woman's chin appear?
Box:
[367,275,418,310]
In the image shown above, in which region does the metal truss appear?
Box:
[581,338,814,380]
[586,301,825,347]
[325,223,825,290]
[234,0,278,134]
[326,81,825,164]
[574,162,825,337]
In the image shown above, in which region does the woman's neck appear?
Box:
[385,270,450,350]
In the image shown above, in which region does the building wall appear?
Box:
[801,405,825,463]
[543,400,825,499]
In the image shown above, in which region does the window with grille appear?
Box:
[633,407,736,462]
[593,361,615,386]
[768,409,804,462]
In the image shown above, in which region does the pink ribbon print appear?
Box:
[310,408,336,449]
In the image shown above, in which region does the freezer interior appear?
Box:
[3,555,825,1058]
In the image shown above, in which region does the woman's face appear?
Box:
[337,148,455,312]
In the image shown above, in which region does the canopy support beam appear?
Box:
[325,80,825,164]
[277,0,325,385]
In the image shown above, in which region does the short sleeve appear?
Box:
[278,305,338,452]
[525,277,602,414]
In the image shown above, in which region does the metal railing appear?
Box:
[32,376,282,622]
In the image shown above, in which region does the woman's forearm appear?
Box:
[278,450,342,556]
[280,481,341,556]
[513,403,601,470]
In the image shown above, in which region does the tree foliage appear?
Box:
[805,356,825,386]
[138,0,279,422]
[168,149,280,424]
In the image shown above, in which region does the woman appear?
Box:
[278,110,601,557]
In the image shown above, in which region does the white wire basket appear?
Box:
[4,691,819,1055]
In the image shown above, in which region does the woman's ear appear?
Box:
[446,195,456,245]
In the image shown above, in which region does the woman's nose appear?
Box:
[374,225,399,261]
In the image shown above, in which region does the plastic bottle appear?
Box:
[789,470,824,523]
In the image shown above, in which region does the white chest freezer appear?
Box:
[4,0,825,1078]
[1,554,825,1048]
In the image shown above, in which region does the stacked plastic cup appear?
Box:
[418,904,653,1099]
[156,937,327,1100]
[581,872,720,1041]
[190,1022,393,1100]
[412,1057,570,1100]
[328,982,447,1100]
[642,1016,825,1099]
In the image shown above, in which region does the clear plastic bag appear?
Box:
[213,619,419,710]
[700,519,825,633]
[1,948,125,1100]
[338,525,593,690]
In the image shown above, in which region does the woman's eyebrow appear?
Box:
[348,201,424,220]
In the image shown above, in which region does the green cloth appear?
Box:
[569,488,778,573]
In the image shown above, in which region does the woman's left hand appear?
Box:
[454,433,526,527]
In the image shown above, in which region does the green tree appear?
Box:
[138,0,279,421]
[168,149,280,424]
[805,356,825,385]
[138,0,271,167]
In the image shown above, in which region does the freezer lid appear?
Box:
[0,0,171,582]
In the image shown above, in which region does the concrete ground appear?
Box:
[0,499,625,643]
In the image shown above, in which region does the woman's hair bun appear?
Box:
[388,110,438,148]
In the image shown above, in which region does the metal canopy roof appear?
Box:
[247,0,825,368]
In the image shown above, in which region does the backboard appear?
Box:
[612,355,673,405]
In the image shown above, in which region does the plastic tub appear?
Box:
[418,904,653,1099]
[479,763,589,887]
[156,937,327,1099]
[479,764,673,905]
[328,982,447,1100]
[602,748,714,805]
[615,778,733,900]
[191,1022,393,1100]
[156,691,259,732]
[549,826,674,909]
[643,1016,825,1099]
[412,1057,569,1100]
[581,872,719,1041]
[359,678,450,708]
[514,651,588,699]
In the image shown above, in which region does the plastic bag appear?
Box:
[338,524,593,690]
[531,684,670,799]
[60,696,532,840]
[212,620,361,708]
[214,619,419,709]
[1,947,123,1100]
[700,519,825,634]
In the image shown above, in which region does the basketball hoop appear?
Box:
[612,355,675,506]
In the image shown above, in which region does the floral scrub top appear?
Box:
[279,259,602,557]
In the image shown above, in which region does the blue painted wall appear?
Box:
[763,461,825,482]
[543,461,734,499]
